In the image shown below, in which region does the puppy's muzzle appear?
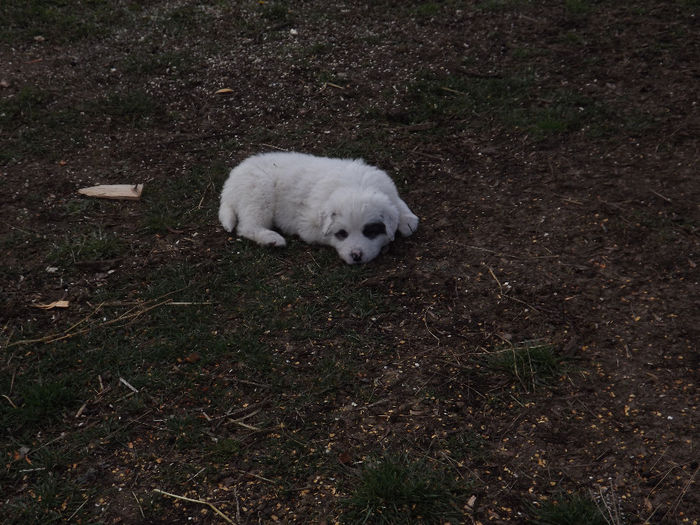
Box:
[350,250,363,263]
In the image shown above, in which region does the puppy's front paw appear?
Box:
[398,214,419,236]
[256,230,287,247]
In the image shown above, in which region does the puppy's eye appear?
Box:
[335,229,348,240]
[362,221,386,239]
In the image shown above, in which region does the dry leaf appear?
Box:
[215,88,234,94]
[184,352,201,363]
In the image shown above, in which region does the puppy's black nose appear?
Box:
[351,250,363,262]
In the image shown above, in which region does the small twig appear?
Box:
[593,480,621,525]
[7,293,180,348]
[75,401,88,418]
[132,491,145,519]
[503,294,541,313]
[421,307,440,344]
[153,489,237,524]
[664,464,698,522]
[119,377,139,393]
[28,432,66,456]
[231,377,271,389]
[6,302,105,347]
[320,81,345,91]
[66,497,89,522]
[440,86,468,96]
[1,323,15,354]
[62,301,105,334]
[457,67,502,79]
[487,265,503,295]
[562,197,584,205]
[240,470,276,484]
[115,390,138,404]
[650,189,672,203]
[168,302,213,306]
[234,487,241,524]
[2,221,41,237]
[185,467,207,484]
[229,408,261,423]
[230,420,261,431]
[2,394,17,409]
[360,398,390,410]
[102,410,153,442]
[461,243,519,259]
[256,143,289,152]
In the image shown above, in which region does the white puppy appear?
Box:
[218,152,418,264]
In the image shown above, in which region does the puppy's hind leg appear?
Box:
[236,206,286,247]
[218,200,238,232]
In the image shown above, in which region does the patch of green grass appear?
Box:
[0,86,50,124]
[0,0,137,43]
[207,438,243,461]
[1,473,88,524]
[528,492,610,525]
[564,0,594,17]
[62,198,104,217]
[341,454,471,524]
[324,129,394,162]
[443,431,490,465]
[0,84,172,165]
[259,1,294,25]
[3,242,392,519]
[48,228,127,265]
[412,3,441,18]
[2,379,80,429]
[159,3,220,36]
[141,161,224,233]
[477,0,533,11]
[166,413,209,450]
[98,90,165,126]
[403,69,620,139]
[258,433,328,484]
[121,49,196,77]
[405,69,531,126]
[303,42,333,57]
[523,91,607,136]
[482,341,567,392]
[511,46,550,60]
[213,239,389,342]
[0,86,87,164]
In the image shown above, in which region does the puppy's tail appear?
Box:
[218,200,237,232]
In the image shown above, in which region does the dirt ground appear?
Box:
[1,1,698,523]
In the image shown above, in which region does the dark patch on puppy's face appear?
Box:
[362,221,386,240]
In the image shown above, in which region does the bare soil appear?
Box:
[1,1,698,523]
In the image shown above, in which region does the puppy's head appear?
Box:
[320,189,399,265]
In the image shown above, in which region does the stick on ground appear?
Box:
[153,489,237,524]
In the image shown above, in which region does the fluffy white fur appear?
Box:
[218,152,418,264]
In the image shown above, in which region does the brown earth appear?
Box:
[1,1,698,524]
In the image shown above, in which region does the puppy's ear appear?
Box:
[320,210,337,236]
